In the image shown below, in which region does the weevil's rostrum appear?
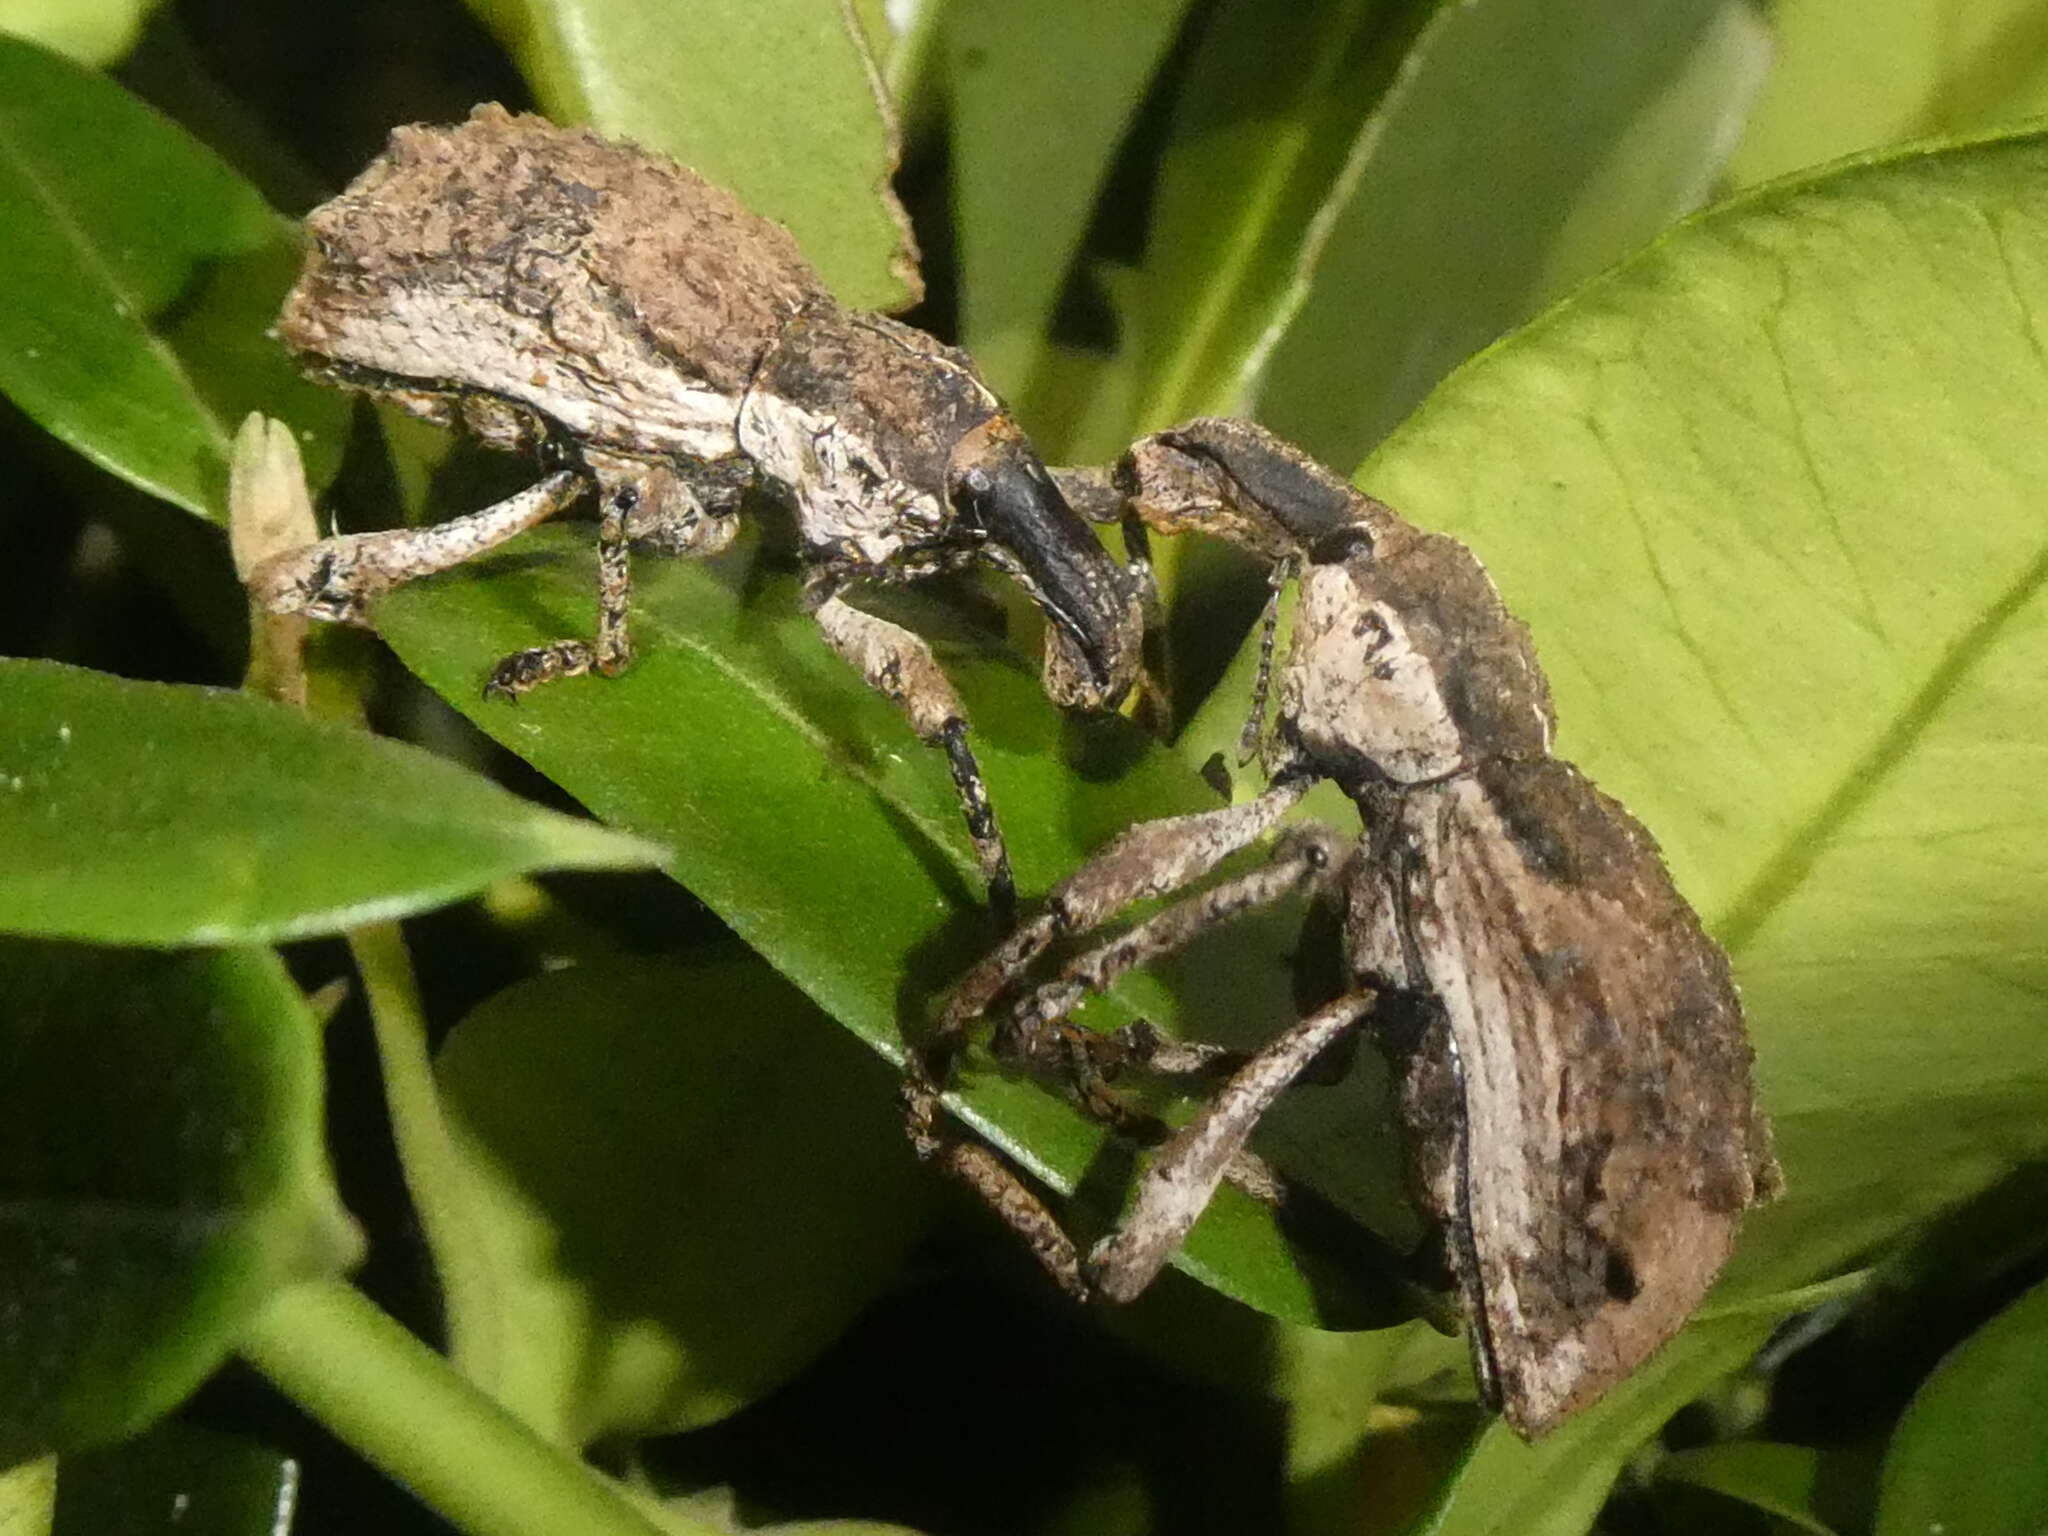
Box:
[253,105,1148,920]
[916,419,1779,1439]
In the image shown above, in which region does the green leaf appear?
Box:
[0,1458,53,1536]
[1108,0,1412,437]
[0,659,662,946]
[0,0,154,67]
[0,34,347,522]
[946,0,1192,395]
[1659,1442,1839,1535]
[434,952,935,1443]
[1731,0,2048,188]
[466,0,918,310]
[1254,0,1771,470]
[1361,128,2048,1305]
[0,941,358,1465]
[1410,1298,1800,1536]
[52,1423,301,1536]
[1875,1277,2048,1536]
[373,533,1406,1328]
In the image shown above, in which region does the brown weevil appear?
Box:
[249,105,1149,922]
[911,417,1780,1437]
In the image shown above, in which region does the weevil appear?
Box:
[248,105,1149,922]
[910,418,1780,1437]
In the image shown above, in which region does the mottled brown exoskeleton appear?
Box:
[248,105,1149,921]
[910,418,1780,1438]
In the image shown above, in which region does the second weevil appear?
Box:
[915,418,1780,1437]
[249,105,1148,922]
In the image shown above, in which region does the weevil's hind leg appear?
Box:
[484,481,636,699]
[247,470,586,625]
[809,585,1017,926]
[1087,989,1379,1303]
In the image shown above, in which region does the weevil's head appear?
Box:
[948,417,1143,712]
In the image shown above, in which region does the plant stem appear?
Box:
[348,920,503,1385]
[238,1279,704,1536]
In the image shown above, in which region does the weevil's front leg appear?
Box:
[1004,821,1350,1067]
[927,771,1316,1073]
[1087,988,1378,1302]
[809,585,1016,926]
[247,470,586,625]
[902,777,1322,1296]
[991,825,1349,1231]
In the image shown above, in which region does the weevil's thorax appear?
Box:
[276,104,829,469]
[1281,526,1555,791]
[739,309,1000,570]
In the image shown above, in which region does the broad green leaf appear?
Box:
[1659,1442,1838,1535]
[0,35,345,522]
[1162,124,2048,1479]
[53,1423,300,1536]
[1875,1277,2048,1536]
[1253,0,1770,471]
[0,659,661,946]
[1299,127,2048,1503]
[1107,0,1413,438]
[434,953,934,1443]
[374,532,1408,1328]
[1409,1301,1793,1536]
[0,941,358,1465]
[466,0,918,310]
[947,0,1192,395]
[0,1459,52,1536]
[0,0,153,66]
[1362,127,2048,1288]
[1731,0,2048,188]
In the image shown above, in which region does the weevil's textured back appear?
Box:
[277,104,831,461]
[1380,761,1778,1437]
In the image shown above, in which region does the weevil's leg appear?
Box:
[927,771,1317,1073]
[987,825,1348,1218]
[809,586,1017,927]
[901,1073,1087,1300]
[1001,821,1350,1072]
[1236,556,1299,767]
[247,470,586,625]
[484,481,635,699]
[1087,989,1379,1303]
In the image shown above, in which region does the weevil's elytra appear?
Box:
[252,104,1153,924]
[911,416,1778,1439]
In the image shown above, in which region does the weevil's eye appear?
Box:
[1352,607,1394,654]
[1310,524,1375,564]
[963,466,994,498]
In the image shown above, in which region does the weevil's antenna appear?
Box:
[1237,555,1297,767]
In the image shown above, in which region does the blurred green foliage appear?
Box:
[3,3,2048,1535]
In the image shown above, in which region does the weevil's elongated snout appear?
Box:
[949,419,1142,712]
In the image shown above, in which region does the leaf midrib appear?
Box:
[1718,532,2048,953]
[0,107,235,460]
